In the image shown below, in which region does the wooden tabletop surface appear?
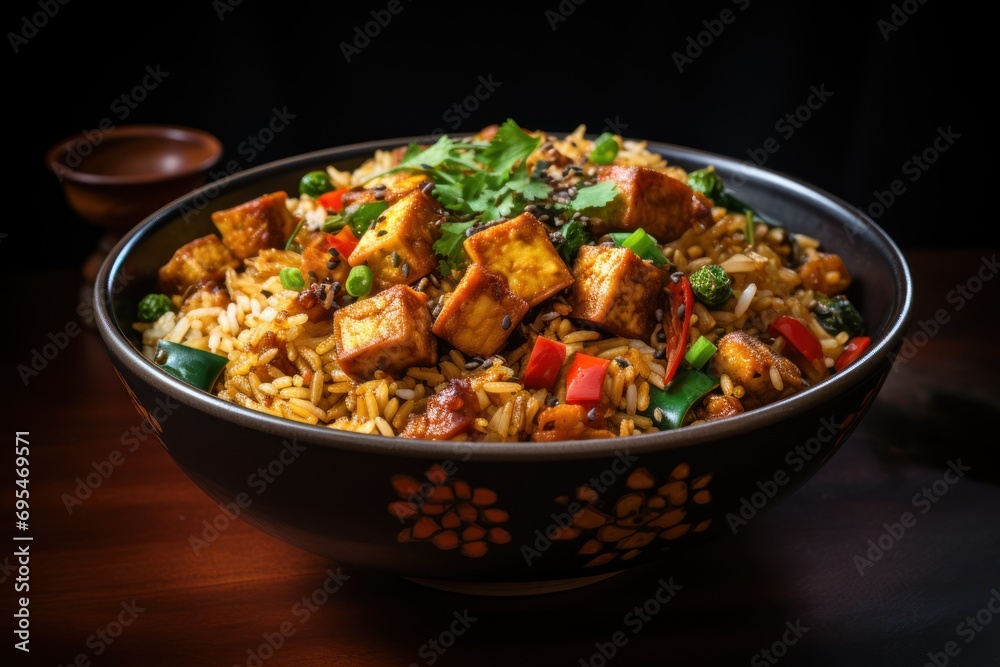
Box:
[5,249,1000,666]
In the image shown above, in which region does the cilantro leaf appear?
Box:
[478,119,540,174]
[566,181,619,211]
[433,220,475,274]
[557,219,591,265]
[399,135,455,169]
[507,163,551,201]
[431,182,469,213]
[481,191,517,223]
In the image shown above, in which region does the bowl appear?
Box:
[46,124,222,235]
[94,136,912,595]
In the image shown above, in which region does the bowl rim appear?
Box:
[46,124,223,186]
[94,134,913,462]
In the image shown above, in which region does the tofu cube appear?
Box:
[589,166,713,243]
[333,285,437,381]
[569,245,668,340]
[463,212,574,307]
[211,191,299,259]
[157,234,240,296]
[348,189,441,291]
[431,264,529,358]
[340,172,429,209]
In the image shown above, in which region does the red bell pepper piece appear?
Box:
[318,186,350,213]
[523,336,567,391]
[768,315,823,365]
[834,336,871,372]
[565,353,610,410]
[663,275,694,384]
[327,226,359,259]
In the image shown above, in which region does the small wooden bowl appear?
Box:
[47,125,222,235]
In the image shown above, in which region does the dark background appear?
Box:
[8,0,991,273]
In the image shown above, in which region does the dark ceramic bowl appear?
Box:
[94,137,912,594]
[47,125,222,235]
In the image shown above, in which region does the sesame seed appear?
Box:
[341,295,356,305]
[377,230,387,237]
[653,407,663,423]
[328,247,339,256]
[653,348,665,359]
[677,304,686,318]
[501,314,511,330]
[376,215,386,223]
[326,260,340,270]
[401,263,411,278]
[420,181,435,194]
[420,163,432,170]
[540,311,560,322]
[538,214,550,222]
[587,407,597,421]
[373,190,385,201]
[655,308,664,321]
[657,331,666,342]
[546,396,559,407]
[671,271,684,283]
[373,183,387,190]
[464,359,482,370]
[416,277,429,292]
[429,273,440,287]
[615,357,629,368]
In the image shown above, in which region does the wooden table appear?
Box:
[6,250,1000,666]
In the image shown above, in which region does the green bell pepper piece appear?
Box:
[154,339,228,392]
[641,369,719,430]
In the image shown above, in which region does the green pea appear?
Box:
[346,265,373,297]
[279,267,306,291]
[299,171,332,198]
[589,132,619,165]
[137,293,173,322]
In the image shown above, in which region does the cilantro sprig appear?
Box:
[366,119,618,273]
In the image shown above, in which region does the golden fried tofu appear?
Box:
[211,191,299,260]
[710,331,804,409]
[589,166,713,242]
[799,252,851,295]
[569,245,667,340]
[431,264,529,358]
[348,189,441,292]
[463,212,574,307]
[157,235,240,296]
[340,172,429,209]
[333,285,437,381]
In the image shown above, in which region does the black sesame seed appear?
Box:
[653,348,665,359]
[587,407,597,421]
[330,281,341,294]
[391,251,400,268]
[376,215,386,223]
[401,263,411,278]
[501,314,512,330]
[328,247,339,256]
[420,181,435,194]
[546,396,559,407]
[615,357,629,368]
[341,295,356,305]
[326,260,340,270]
[377,230,387,237]
[373,190,385,201]
[373,183,387,190]
[677,304,686,318]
